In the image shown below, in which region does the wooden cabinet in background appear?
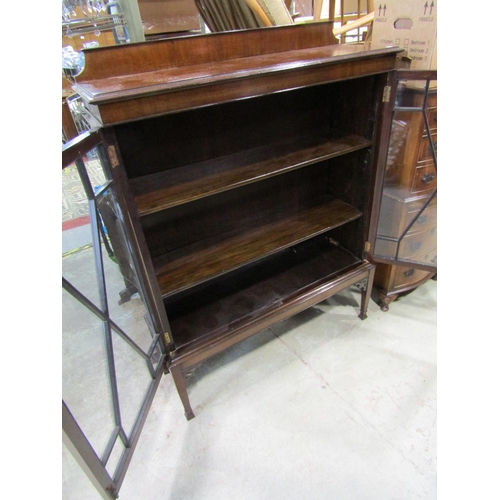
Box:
[372,73,437,311]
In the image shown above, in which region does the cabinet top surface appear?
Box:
[72,23,401,124]
[76,24,399,100]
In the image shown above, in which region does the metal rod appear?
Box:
[394,106,426,112]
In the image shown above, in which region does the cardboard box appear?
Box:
[370,0,437,70]
[138,0,200,35]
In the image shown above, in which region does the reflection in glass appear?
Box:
[62,147,165,485]
[63,163,100,305]
[95,185,157,353]
[374,78,437,267]
[62,286,116,458]
[112,329,153,437]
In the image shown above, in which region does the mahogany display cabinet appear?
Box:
[70,22,403,419]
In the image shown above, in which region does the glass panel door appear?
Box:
[373,70,437,271]
[62,131,166,499]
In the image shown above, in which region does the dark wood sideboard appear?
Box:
[71,23,402,419]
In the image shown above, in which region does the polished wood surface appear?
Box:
[131,134,371,215]
[373,262,434,312]
[73,23,400,124]
[77,22,339,81]
[153,198,362,297]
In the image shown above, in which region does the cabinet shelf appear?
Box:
[165,236,366,354]
[153,197,362,297]
[130,133,371,216]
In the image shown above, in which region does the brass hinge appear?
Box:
[107,145,120,168]
[364,241,371,252]
[164,331,171,345]
[382,86,391,103]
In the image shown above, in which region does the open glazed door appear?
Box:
[372,69,437,271]
[62,130,171,499]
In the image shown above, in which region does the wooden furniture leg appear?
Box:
[356,266,375,320]
[332,12,373,36]
[169,365,195,420]
[378,292,396,312]
[313,0,323,21]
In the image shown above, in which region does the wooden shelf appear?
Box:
[130,133,371,216]
[165,236,365,353]
[153,197,362,297]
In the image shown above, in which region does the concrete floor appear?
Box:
[62,276,437,500]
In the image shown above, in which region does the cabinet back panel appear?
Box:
[142,163,329,257]
[328,76,378,139]
[328,150,371,210]
[114,85,331,178]
[326,151,373,257]
[113,76,377,180]
[328,219,364,258]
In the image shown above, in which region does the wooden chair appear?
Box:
[196,0,374,43]
[244,0,293,26]
[195,0,293,31]
[322,0,374,42]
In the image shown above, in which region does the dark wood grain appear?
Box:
[78,50,399,124]
[76,23,339,82]
[62,129,101,168]
[130,134,371,215]
[153,197,362,297]
[73,23,401,125]
[114,82,335,178]
[76,45,396,105]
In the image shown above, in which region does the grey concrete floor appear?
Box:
[63,276,437,500]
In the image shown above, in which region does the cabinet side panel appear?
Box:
[329,76,377,138]
[99,128,175,348]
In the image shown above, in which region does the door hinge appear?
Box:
[382,86,391,102]
[107,145,120,168]
[364,241,371,252]
[164,331,171,344]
